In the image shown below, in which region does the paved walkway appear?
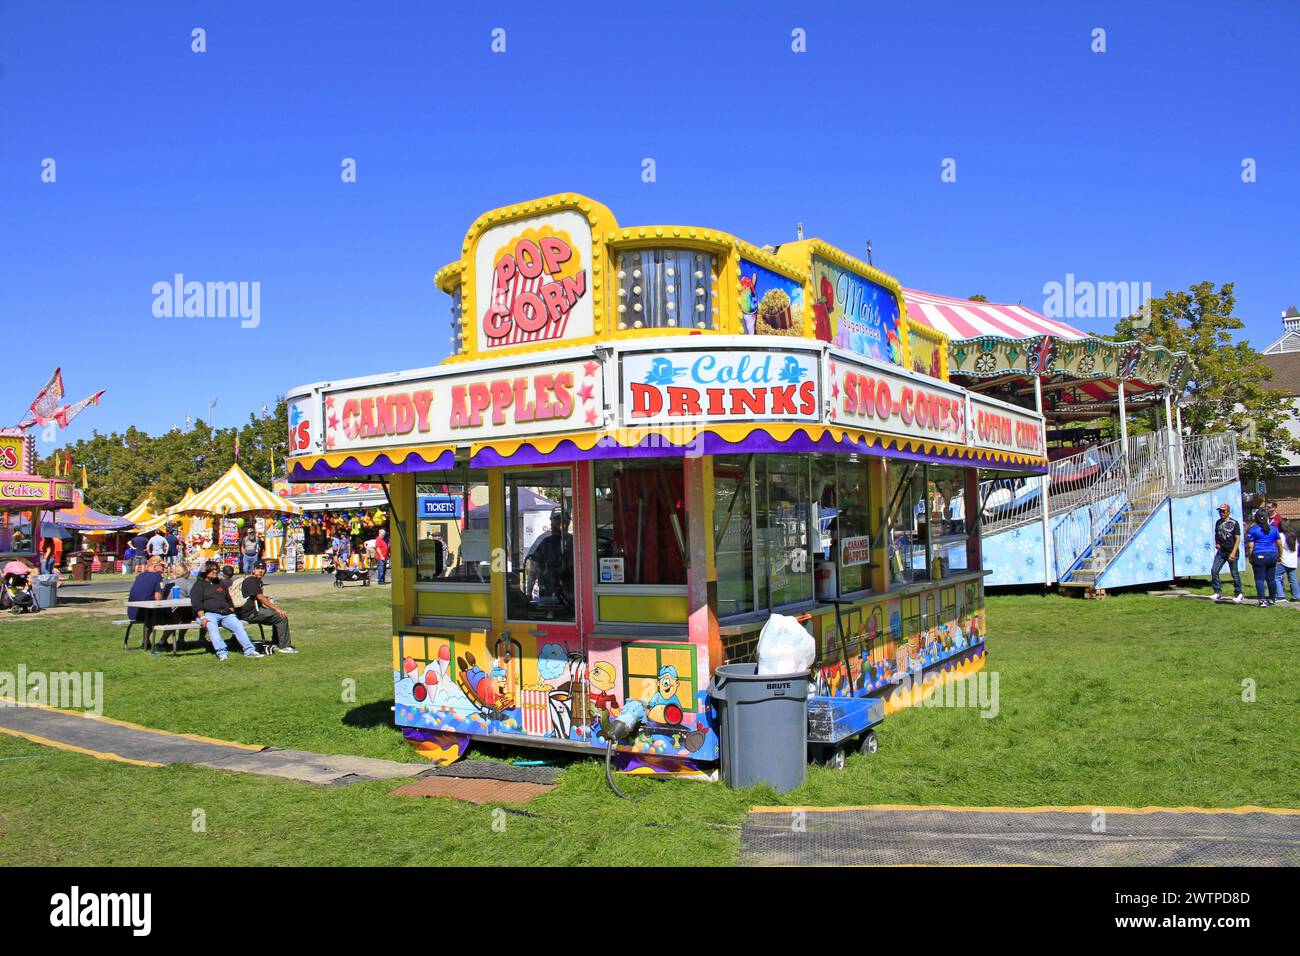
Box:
[741,804,1300,866]
[0,699,426,786]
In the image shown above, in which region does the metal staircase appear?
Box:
[1056,433,1238,589]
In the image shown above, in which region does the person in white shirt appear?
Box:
[1276,520,1298,601]
[147,531,169,562]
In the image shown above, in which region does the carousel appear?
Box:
[903,289,1240,592]
[285,193,1050,773]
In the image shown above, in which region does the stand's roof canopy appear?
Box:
[181,464,301,516]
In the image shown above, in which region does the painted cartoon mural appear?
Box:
[394,632,718,761]
[813,578,987,716]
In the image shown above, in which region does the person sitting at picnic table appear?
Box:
[190,560,263,660]
[239,561,297,653]
[126,557,166,620]
[164,563,194,597]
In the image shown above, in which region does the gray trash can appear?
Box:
[709,662,810,793]
[34,574,58,609]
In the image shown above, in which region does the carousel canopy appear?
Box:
[181,464,301,516]
[903,288,1192,422]
[904,289,1089,341]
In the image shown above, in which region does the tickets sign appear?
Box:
[474,210,595,349]
[832,353,968,445]
[321,360,604,452]
[621,350,820,425]
[970,395,1047,458]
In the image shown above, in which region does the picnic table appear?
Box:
[124,599,202,655]
[123,599,269,656]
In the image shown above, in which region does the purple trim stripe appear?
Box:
[288,447,455,481]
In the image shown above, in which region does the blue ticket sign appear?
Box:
[417,495,463,519]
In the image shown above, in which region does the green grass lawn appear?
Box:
[0,581,1295,866]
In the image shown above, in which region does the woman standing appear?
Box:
[1245,509,1282,607]
[1276,520,1299,602]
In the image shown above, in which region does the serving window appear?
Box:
[715,453,880,618]
[0,509,37,559]
[814,454,876,596]
[885,461,971,585]
[593,460,687,587]
[504,469,574,622]
[414,465,490,585]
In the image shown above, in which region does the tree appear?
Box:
[35,400,289,514]
[1113,281,1300,482]
[968,294,988,302]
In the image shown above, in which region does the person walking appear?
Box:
[239,561,297,653]
[240,529,260,573]
[1210,503,1244,604]
[1245,508,1282,607]
[190,560,262,660]
[1276,520,1299,602]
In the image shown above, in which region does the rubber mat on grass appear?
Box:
[740,805,1300,866]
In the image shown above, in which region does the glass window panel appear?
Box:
[763,457,813,608]
[414,466,490,584]
[713,456,755,617]
[927,465,969,580]
[833,455,874,594]
[505,470,574,622]
[593,460,687,586]
[885,461,929,584]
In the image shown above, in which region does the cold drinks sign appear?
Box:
[622,350,821,425]
[474,210,595,349]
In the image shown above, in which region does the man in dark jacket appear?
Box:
[1211,503,1244,603]
[190,561,262,660]
[239,562,297,653]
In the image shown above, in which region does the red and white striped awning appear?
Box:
[904,289,1089,342]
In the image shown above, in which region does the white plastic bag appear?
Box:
[756,613,815,676]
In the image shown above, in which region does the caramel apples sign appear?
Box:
[475,210,595,349]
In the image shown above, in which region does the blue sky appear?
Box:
[2,0,1296,447]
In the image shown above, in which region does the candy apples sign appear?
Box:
[321,360,604,452]
[475,210,594,349]
[622,350,820,425]
[832,354,968,445]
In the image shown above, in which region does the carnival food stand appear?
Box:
[0,429,75,567]
[285,194,1049,774]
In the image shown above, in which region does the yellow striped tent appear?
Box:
[180,464,301,516]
